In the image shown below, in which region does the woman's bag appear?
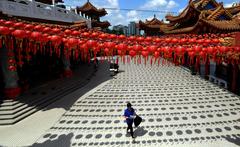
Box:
[134,115,142,127]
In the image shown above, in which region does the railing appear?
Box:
[0,0,91,28]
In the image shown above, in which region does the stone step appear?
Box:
[0,72,93,125]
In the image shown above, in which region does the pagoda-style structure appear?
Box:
[139,15,164,36]
[160,0,240,34]
[76,0,110,30]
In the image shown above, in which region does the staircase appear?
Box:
[0,65,95,125]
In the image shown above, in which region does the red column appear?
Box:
[205,58,210,79]
[231,63,238,93]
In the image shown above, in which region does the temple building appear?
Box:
[139,15,164,36]
[159,0,240,34]
[76,0,110,30]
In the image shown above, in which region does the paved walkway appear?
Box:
[1,59,240,147]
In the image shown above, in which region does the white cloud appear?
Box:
[141,0,168,9]
[127,10,138,18]
[167,0,178,9]
[224,2,238,8]
[141,0,178,9]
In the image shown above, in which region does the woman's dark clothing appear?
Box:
[127,122,134,137]
[124,108,135,138]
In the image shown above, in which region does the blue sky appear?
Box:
[64,0,237,26]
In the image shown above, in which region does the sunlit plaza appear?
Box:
[0,0,240,147]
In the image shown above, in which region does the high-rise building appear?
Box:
[128,21,140,36]
[112,24,129,36]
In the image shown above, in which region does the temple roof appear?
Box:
[165,3,199,22]
[76,1,107,17]
[162,19,240,34]
[91,20,110,29]
[139,15,164,30]
[204,5,232,20]
[165,0,221,22]
[225,3,240,16]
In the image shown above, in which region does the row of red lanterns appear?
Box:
[0,19,239,70]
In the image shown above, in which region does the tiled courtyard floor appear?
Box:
[1,59,240,147]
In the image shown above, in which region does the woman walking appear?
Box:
[123,102,136,138]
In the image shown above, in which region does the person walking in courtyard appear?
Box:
[123,102,136,138]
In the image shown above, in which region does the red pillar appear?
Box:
[231,63,238,93]
[205,58,210,79]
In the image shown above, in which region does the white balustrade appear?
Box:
[0,0,91,28]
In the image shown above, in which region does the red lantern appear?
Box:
[145,37,152,42]
[86,40,97,48]
[82,32,89,38]
[14,22,24,29]
[99,33,107,40]
[30,32,42,42]
[34,25,43,32]
[91,32,98,38]
[155,38,161,43]
[129,50,136,57]
[64,29,72,35]
[171,38,178,44]
[50,35,62,47]
[133,44,142,52]
[118,35,126,40]
[0,26,10,35]
[24,24,34,30]
[117,43,127,51]
[43,27,52,33]
[4,21,13,27]
[148,45,157,53]
[137,37,144,42]
[52,28,61,34]
[8,65,17,71]
[66,38,78,48]
[12,30,26,39]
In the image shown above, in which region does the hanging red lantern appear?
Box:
[64,29,72,35]
[34,25,43,32]
[118,35,126,40]
[52,28,61,34]
[12,29,26,39]
[14,22,25,29]
[99,33,107,40]
[30,32,43,42]
[137,37,144,42]
[129,50,136,58]
[8,65,17,71]
[43,27,52,33]
[133,44,142,52]
[117,43,127,51]
[0,26,10,35]
[155,38,161,43]
[66,38,78,49]
[0,26,10,48]
[148,45,157,53]
[128,36,136,42]
[108,34,116,40]
[0,19,5,25]
[4,21,13,27]
[212,38,220,44]
[91,32,98,38]
[24,24,34,31]
[145,37,152,42]
[86,40,97,48]
[50,35,62,47]
[81,32,89,38]
[171,38,178,44]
